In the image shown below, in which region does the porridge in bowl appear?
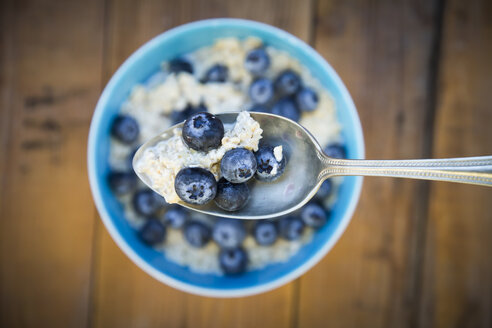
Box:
[107,37,346,275]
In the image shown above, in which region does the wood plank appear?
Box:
[184,288,295,328]
[0,0,104,327]
[297,0,440,327]
[419,0,492,327]
[0,0,13,201]
[91,227,187,328]
[91,1,313,327]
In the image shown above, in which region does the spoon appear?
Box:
[133,112,492,220]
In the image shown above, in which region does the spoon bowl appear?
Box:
[134,112,492,220]
[133,112,326,219]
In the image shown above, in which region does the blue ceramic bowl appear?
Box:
[88,18,364,297]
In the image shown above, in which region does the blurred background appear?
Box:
[1,0,491,327]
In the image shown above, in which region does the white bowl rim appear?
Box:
[87,18,365,298]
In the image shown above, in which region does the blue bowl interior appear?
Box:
[90,19,363,293]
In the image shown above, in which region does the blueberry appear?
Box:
[315,179,333,201]
[203,64,228,83]
[111,115,139,144]
[324,143,346,159]
[279,216,305,240]
[275,70,301,96]
[253,220,278,246]
[171,104,208,125]
[244,48,270,75]
[249,78,273,104]
[212,219,246,249]
[296,87,319,112]
[133,189,166,217]
[163,205,189,229]
[271,97,301,122]
[249,104,270,113]
[214,178,250,212]
[183,221,211,248]
[174,167,217,205]
[255,146,286,182]
[220,148,257,183]
[169,57,193,74]
[301,202,327,229]
[139,219,166,245]
[108,171,137,195]
[219,247,248,275]
[182,112,224,151]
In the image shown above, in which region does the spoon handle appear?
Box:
[319,155,492,187]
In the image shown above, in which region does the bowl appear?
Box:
[88,18,364,297]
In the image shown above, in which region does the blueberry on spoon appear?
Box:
[182,112,224,152]
[255,146,286,182]
[220,148,257,183]
[214,178,250,212]
[175,167,217,205]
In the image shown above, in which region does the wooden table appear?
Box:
[1,0,491,327]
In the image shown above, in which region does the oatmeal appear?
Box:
[107,36,345,275]
[135,111,262,203]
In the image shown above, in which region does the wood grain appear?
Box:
[0,0,104,327]
[0,0,13,206]
[1,0,491,327]
[419,0,492,327]
[90,1,313,328]
[297,0,440,327]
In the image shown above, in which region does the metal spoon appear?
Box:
[133,112,492,220]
